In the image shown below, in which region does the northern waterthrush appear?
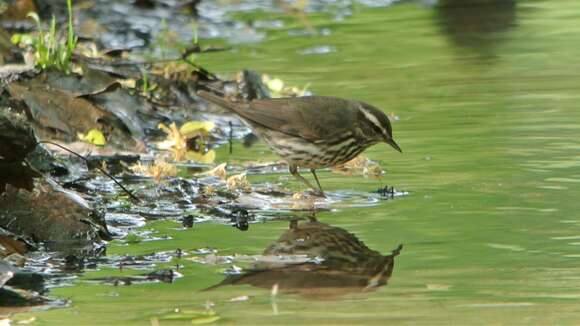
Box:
[197,91,402,196]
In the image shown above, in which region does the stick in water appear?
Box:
[36,140,141,202]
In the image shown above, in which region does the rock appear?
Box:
[0,109,110,245]
[0,109,36,164]
[0,178,109,243]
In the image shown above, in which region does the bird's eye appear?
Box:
[370,123,385,137]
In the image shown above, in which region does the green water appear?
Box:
[19,1,580,324]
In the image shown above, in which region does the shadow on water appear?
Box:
[435,0,517,58]
[206,216,402,299]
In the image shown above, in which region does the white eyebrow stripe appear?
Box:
[358,105,385,134]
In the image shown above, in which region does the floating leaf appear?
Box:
[77,128,106,146]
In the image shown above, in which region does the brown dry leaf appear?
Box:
[8,83,115,138]
[131,160,177,182]
[201,184,216,197]
[151,61,195,82]
[157,122,214,162]
[227,173,251,192]
[331,155,384,178]
[205,163,227,180]
[157,122,186,161]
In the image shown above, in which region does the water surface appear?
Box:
[21,0,580,324]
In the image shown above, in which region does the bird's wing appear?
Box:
[232,96,360,142]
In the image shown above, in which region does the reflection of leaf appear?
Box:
[77,128,106,146]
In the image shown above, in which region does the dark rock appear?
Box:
[0,178,110,243]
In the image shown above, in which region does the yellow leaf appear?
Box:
[186,150,216,164]
[77,129,106,146]
[266,78,284,93]
[180,121,215,136]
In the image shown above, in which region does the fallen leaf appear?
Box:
[77,128,106,146]
[205,163,227,180]
[131,160,177,182]
[227,173,251,192]
[262,74,310,97]
[157,121,215,162]
[180,121,214,136]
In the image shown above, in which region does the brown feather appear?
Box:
[198,91,362,142]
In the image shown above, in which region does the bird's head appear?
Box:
[357,102,402,153]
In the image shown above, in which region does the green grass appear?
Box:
[25,0,77,72]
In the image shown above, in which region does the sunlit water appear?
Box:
[21,0,580,324]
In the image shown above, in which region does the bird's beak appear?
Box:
[386,138,402,153]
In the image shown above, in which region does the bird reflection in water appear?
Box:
[207,216,402,298]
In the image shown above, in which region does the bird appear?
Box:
[197,90,402,196]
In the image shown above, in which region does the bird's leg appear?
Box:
[310,169,325,197]
[289,165,324,197]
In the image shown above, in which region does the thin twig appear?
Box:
[36,140,141,202]
[228,121,233,154]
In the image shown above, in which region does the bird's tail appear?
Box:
[197,90,236,111]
